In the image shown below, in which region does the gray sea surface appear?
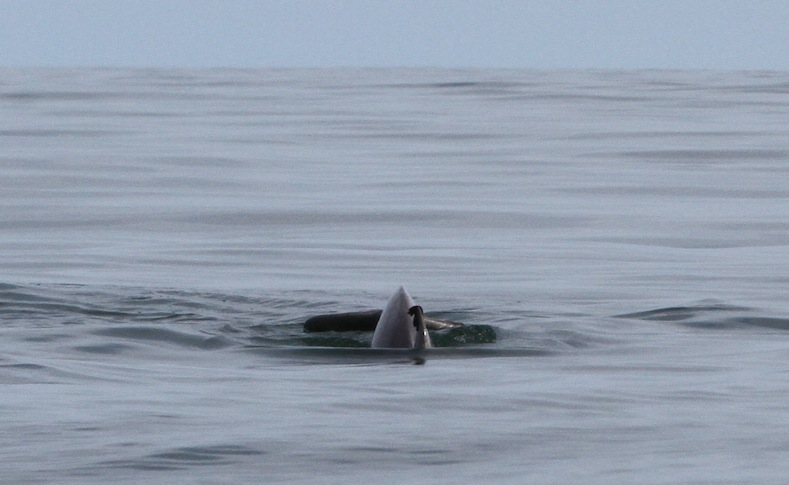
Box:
[2,68,789,484]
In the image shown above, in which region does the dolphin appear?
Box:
[303,302,462,334]
[371,286,432,349]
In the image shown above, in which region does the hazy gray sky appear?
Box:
[2,0,787,69]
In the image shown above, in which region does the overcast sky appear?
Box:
[2,1,787,70]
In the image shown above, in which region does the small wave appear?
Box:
[616,303,789,330]
[72,343,137,355]
[0,360,109,384]
[613,148,789,162]
[724,316,789,331]
[246,346,554,365]
[0,283,300,327]
[616,303,748,322]
[97,444,264,471]
[92,326,230,350]
[0,128,120,138]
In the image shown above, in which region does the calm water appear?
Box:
[2,68,789,484]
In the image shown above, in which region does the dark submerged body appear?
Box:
[303,309,463,333]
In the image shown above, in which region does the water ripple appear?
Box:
[617,303,789,331]
[98,444,265,471]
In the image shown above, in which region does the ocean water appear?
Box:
[1,68,789,484]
